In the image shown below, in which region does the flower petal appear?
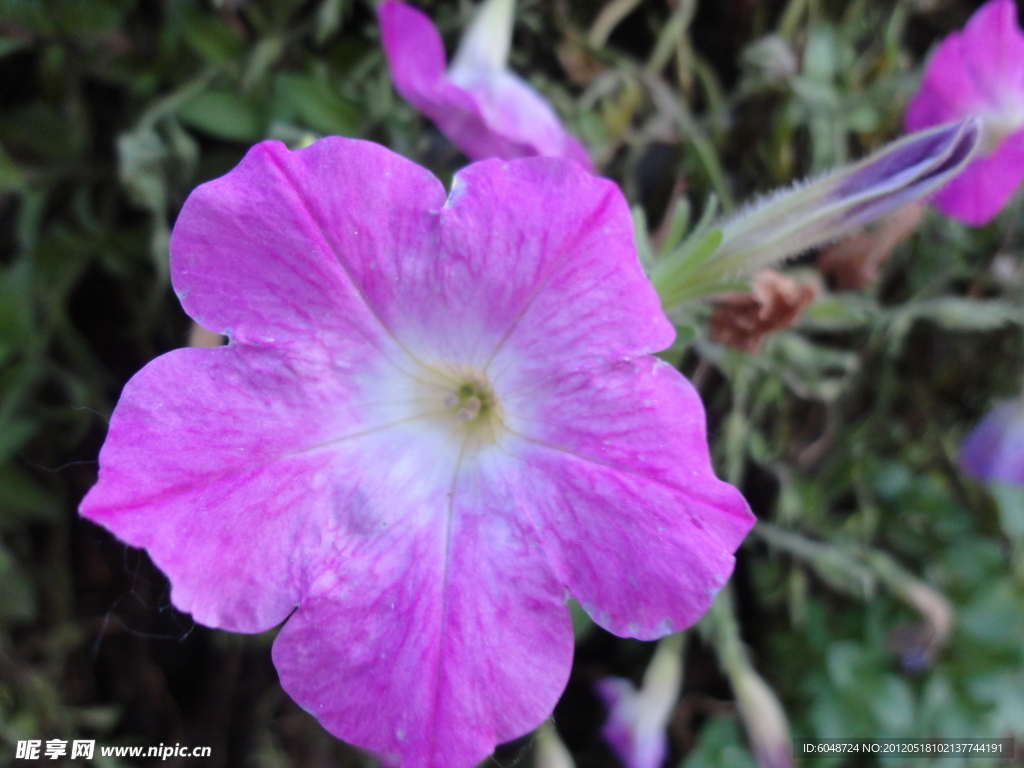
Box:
[958,0,1024,110]
[904,0,1024,224]
[906,0,1024,129]
[170,138,447,358]
[224,149,660,376]
[507,357,754,639]
[426,157,671,370]
[377,0,449,114]
[905,36,983,131]
[595,679,650,768]
[961,400,1024,484]
[449,0,514,74]
[272,445,573,768]
[378,0,526,161]
[449,69,589,165]
[378,1,592,168]
[87,138,465,630]
[425,159,753,638]
[932,127,1024,224]
[78,345,375,632]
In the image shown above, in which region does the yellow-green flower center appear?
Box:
[442,378,498,431]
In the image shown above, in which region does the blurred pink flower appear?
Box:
[378,0,592,169]
[596,634,684,768]
[80,138,751,768]
[960,399,1024,485]
[904,0,1024,225]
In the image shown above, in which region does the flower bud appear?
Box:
[595,633,685,768]
[712,119,980,279]
[535,722,575,768]
[731,668,794,768]
[702,588,794,768]
[651,120,980,310]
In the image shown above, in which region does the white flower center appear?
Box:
[355,357,511,470]
[980,98,1024,155]
[442,380,488,423]
[427,371,505,452]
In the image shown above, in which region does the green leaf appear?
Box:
[117,127,167,211]
[183,12,245,65]
[869,676,915,735]
[969,671,1024,738]
[0,36,29,58]
[0,418,37,464]
[275,73,361,137]
[0,262,34,364]
[960,580,1024,648]
[632,205,654,271]
[800,294,878,331]
[659,195,692,256]
[179,90,267,142]
[242,36,285,92]
[52,0,130,35]
[803,25,838,83]
[886,298,1024,353]
[651,228,725,308]
[989,484,1024,547]
[315,0,348,46]
[0,542,35,624]
[567,598,596,642]
[681,716,759,768]
[0,465,61,524]
[0,0,54,34]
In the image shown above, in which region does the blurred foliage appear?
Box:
[1,0,1024,766]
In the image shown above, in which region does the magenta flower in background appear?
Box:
[596,634,684,768]
[80,138,751,767]
[960,399,1024,485]
[904,0,1024,225]
[378,0,593,169]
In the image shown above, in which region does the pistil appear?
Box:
[443,379,492,426]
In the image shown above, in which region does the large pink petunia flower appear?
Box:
[904,0,1024,225]
[79,138,751,768]
[378,0,593,169]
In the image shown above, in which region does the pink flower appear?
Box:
[596,634,684,768]
[960,399,1024,485]
[378,0,593,169]
[904,0,1024,225]
[79,138,751,768]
